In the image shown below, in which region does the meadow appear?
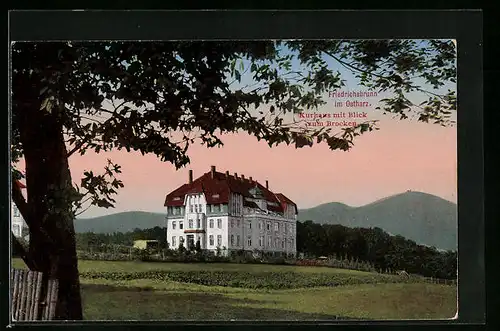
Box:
[11,258,457,321]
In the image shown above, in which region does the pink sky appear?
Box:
[65,111,456,218]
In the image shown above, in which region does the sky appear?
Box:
[15,40,457,219]
[69,112,456,219]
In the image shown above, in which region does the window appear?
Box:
[281,239,285,249]
[237,219,240,228]
[198,204,202,212]
[196,218,200,228]
[274,237,279,248]
[217,235,222,246]
[188,219,193,229]
[209,219,214,228]
[259,236,264,247]
[266,222,271,231]
[209,235,214,246]
[274,222,279,231]
[231,219,234,228]
[12,224,20,236]
[236,235,240,246]
[247,237,252,246]
[248,221,252,229]
[258,221,262,230]
[214,204,221,212]
[179,221,184,230]
[190,205,193,213]
[13,206,20,217]
[231,235,235,246]
[284,223,287,233]
[217,218,222,229]
[172,221,176,230]
[172,236,177,247]
[267,236,271,248]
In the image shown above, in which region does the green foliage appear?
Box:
[79,269,419,290]
[296,220,457,279]
[12,40,456,216]
[195,240,202,254]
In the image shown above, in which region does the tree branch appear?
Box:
[67,140,88,158]
[11,232,37,270]
[11,175,55,258]
[322,50,449,100]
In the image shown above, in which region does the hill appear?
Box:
[75,211,165,234]
[75,191,457,251]
[298,191,457,251]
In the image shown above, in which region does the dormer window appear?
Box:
[249,186,264,199]
[212,194,220,199]
[173,197,181,201]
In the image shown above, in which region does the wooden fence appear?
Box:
[11,269,59,321]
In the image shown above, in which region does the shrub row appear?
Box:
[296,258,377,273]
[79,270,420,290]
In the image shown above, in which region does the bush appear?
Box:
[79,269,420,290]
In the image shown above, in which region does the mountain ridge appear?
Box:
[298,191,457,251]
[75,191,457,251]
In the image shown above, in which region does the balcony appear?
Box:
[184,229,206,234]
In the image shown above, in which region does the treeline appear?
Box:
[75,226,167,250]
[72,221,457,280]
[296,221,457,279]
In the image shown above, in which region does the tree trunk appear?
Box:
[17,102,83,320]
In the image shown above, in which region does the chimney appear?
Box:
[249,176,253,182]
[266,180,269,189]
[210,165,216,179]
[225,171,230,178]
[234,173,238,179]
[241,174,245,180]
[188,170,193,184]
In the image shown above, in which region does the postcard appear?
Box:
[10,39,457,322]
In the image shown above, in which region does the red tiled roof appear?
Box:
[275,193,298,215]
[164,170,297,214]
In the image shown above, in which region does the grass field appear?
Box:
[11,258,457,321]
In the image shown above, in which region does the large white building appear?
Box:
[164,166,297,257]
[11,181,28,239]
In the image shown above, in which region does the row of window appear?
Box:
[258,220,294,233]
[171,235,224,248]
[171,218,296,233]
[189,204,203,213]
[225,234,294,249]
[172,218,223,230]
[189,204,224,213]
[171,234,295,250]
[169,204,225,215]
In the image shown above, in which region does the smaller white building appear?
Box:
[11,181,28,239]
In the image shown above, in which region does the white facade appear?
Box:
[165,169,297,257]
[11,183,28,239]
[11,202,25,238]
